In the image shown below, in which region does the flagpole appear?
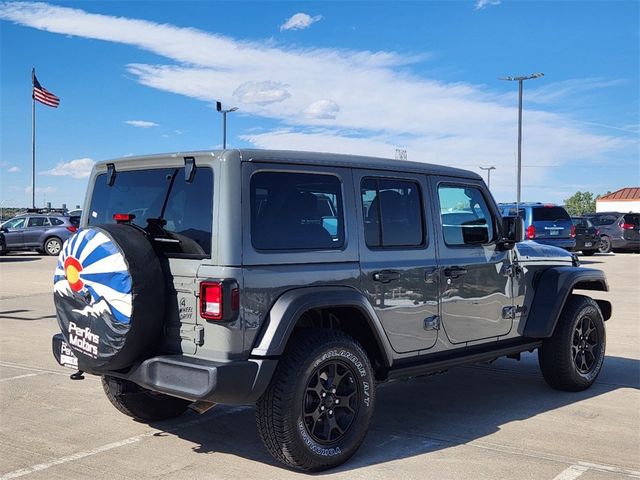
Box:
[31,67,36,208]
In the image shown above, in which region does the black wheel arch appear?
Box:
[251,286,393,369]
[523,267,611,338]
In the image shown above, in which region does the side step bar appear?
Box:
[384,340,543,381]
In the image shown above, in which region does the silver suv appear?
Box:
[51,150,611,471]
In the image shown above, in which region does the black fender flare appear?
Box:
[250,286,393,367]
[523,267,611,338]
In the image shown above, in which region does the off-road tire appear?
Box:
[44,237,62,256]
[101,376,190,422]
[538,295,605,392]
[256,329,375,471]
[598,236,611,254]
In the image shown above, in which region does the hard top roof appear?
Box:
[95,149,482,180]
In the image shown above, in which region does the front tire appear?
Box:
[256,329,375,471]
[102,376,190,422]
[538,295,606,392]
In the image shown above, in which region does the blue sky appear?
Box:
[1,0,638,208]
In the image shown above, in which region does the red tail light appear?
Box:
[595,228,600,236]
[526,225,536,239]
[66,225,78,233]
[200,282,223,321]
[621,223,635,230]
[113,213,135,223]
[570,225,576,238]
[200,280,239,322]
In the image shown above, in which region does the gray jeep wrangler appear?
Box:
[52,149,611,471]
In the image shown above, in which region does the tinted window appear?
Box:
[589,215,617,226]
[251,172,344,250]
[439,185,494,246]
[532,206,570,222]
[88,167,213,256]
[49,217,64,226]
[572,218,590,228]
[361,178,424,248]
[27,217,48,227]
[623,214,640,226]
[3,218,26,229]
[504,207,526,217]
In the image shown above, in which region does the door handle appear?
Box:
[372,270,401,283]
[444,266,468,278]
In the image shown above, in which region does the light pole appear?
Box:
[499,72,544,207]
[479,166,496,189]
[216,101,238,149]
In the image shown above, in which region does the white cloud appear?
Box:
[280,13,322,31]
[475,0,501,10]
[8,166,20,172]
[125,120,158,128]
[40,158,94,178]
[0,2,634,203]
[303,100,340,119]
[234,81,291,104]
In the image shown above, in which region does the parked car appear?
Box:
[499,203,576,251]
[0,210,79,255]
[586,212,640,253]
[0,230,6,256]
[571,216,601,256]
[51,150,610,471]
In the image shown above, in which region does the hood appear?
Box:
[514,240,574,264]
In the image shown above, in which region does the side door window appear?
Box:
[357,174,438,353]
[27,217,49,228]
[361,178,424,248]
[435,181,512,344]
[2,217,26,247]
[438,185,494,247]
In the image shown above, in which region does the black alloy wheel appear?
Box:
[571,316,600,374]
[303,359,359,444]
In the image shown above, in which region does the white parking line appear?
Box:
[0,373,47,382]
[553,464,589,480]
[0,409,247,480]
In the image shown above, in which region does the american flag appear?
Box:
[32,70,60,108]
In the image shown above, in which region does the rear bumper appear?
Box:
[52,333,277,405]
[573,238,600,251]
[533,238,576,250]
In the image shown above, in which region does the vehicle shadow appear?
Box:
[0,256,41,263]
[150,353,638,472]
[577,259,604,264]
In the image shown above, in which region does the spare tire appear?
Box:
[53,224,165,372]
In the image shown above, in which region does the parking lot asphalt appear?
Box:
[0,252,638,480]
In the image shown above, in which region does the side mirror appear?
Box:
[498,215,524,250]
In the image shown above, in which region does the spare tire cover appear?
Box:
[53,224,165,372]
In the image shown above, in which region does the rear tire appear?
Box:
[102,376,190,422]
[256,329,375,471]
[44,237,62,256]
[538,295,605,392]
[598,236,611,253]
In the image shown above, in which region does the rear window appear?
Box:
[623,214,640,226]
[532,206,570,222]
[250,171,344,250]
[572,218,592,228]
[589,215,617,226]
[49,217,64,226]
[88,166,213,256]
